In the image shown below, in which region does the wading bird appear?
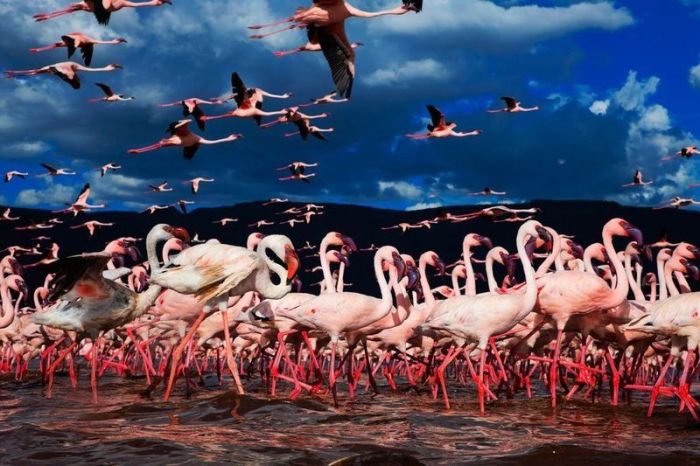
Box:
[5,62,122,89]
[30,33,127,66]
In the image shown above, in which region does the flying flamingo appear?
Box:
[53,183,105,216]
[38,163,75,177]
[298,91,350,107]
[263,197,289,206]
[4,171,28,182]
[30,33,127,66]
[213,218,238,226]
[279,172,316,183]
[248,220,275,228]
[297,211,323,224]
[663,146,699,161]
[5,62,122,89]
[654,196,700,209]
[280,219,305,228]
[69,220,115,237]
[187,177,214,194]
[201,72,291,126]
[487,96,540,113]
[273,29,363,57]
[15,221,54,231]
[160,98,231,130]
[175,200,194,214]
[248,1,422,98]
[469,187,506,196]
[1,209,19,222]
[141,205,171,214]
[622,169,653,187]
[263,107,333,140]
[148,182,172,193]
[407,105,482,139]
[381,223,420,234]
[33,0,172,25]
[89,83,134,102]
[99,163,121,177]
[128,119,242,160]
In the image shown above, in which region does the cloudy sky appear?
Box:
[1,0,699,211]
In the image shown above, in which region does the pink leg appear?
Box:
[164,311,206,401]
[221,309,244,395]
[128,142,164,154]
[329,341,338,406]
[250,25,300,39]
[648,354,675,417]
[550,329,564,408]
[90,338,100,403]
[248,17,295,30]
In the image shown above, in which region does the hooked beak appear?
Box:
[406,266,421,291]
[535,225,552,245]
[292,277,303,292]
[165,225,190,243]
[479,236,493,250]
[337,252,350,267]
[688,263,700,281]
[285,244,299,281]
[392,251,406,278]
[341,235,357,253]
[569,242,584,259]
[434,256,446,276]
[505,255,518,281]
[623,222,644,245]
[127,245,140,262]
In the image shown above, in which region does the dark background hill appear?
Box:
[2,200,697,294]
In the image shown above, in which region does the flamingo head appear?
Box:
[284,244,299,281]
[116,38,128,43]
[163,225,190,243]
[607,218,643,244]
[642,272,657,286]
[109,64,124,70]
[405,264,421,291]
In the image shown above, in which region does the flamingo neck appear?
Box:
[319,238,336,293]
[373,253,392,310]
[516,230,537,314]
[337,263,346,292]
[625,254,645,301]
[648,279,657,302]
[674,271,691,293]
[536,228,560,277]
[348,4,406,18]
[462,242,477,296]
[485,252,499,293]
[601,228,629,309]
[450,269,462,296]
[657,256,668,300]
[664,262,680,296]
[419,256,434,306]
[0,276,16,329]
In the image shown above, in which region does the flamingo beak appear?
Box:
[167,226,190,243]
[337,253,350,267]
[535,225,552,245]
[292,277,303,292]
[285,244,299,281]
[406,266,421,291]
[434,256,446,276]
[341,235,357,252]
[570,242,584,259]
[622,222,643,245]
[392,251,406,278]
[127,246,140,262]
[479,236,493,249]
[688,264,700,281]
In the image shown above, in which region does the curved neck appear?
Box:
[602,229,629,308]
[337,263,346,292]
[485,252,499,293]
[319,238,335,293]
[625,254,645,301]
[648,279,657,302]
[674,271,691,293]
[373,254,392,309]
[0,277,16,329]
[516,230,538,313]
[664,262,680,296]
[462,242,477,296]
[657,256,668,300]
[451,269,463,296]
[419,256,435,306]
[536,229,560,278]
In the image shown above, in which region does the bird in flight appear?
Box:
[487,96,540,113]
[99,163,121,177]
[407,105,482,140]
[213,218,238,226]
[187,177,215,194]
[5,171,28,182]
[159,97,231,130]
[622,169,653,187]
[70,220,115,237]
[38,163,76,176]
[141,205,171,215]
[175,200,194,214]
[53,183,105,216]
[262,198,289,206]
[5,62,122,90]
[469,187,507,196]
[654,196,700,209]
[30,33,127,66]
[33,0,172,25]
[148,181,173,193]
[89,82,134,102]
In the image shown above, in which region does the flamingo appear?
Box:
[299,91,350,107]
[263,198,289,206]
[128,120,242,160]
[663,146,699,161]
[622,169,653,187]
[4,171,28,182]
[654,196,700,209]
[248,220,275,228]
[1,209,20,222]
[159,98,230,130]
[88,83,134,102]
[213,218,238,226]
[141,205,171,214]
[99,163,121,177]
[5,62,122,90]
[248,1,422,98]
[487,96,540,113]
[38,163,76,177]
[468,187,506,196]
[53,183,105,216]
[274,33,363,57]
[33,224,188,401]
[69,221,115,237]
[148,181,172,193]
[424,221,550,412]
[276,246,406,403]
[150,234,300,400]
[275,108,334,140]
[175,200,194,214]
[187,177,214,194]
[15,221,54,232]
[407,105,482,139]
[279,172,316,183]
[201,72,291,126]
[30,33,127,66]
[381,223,420,234]
[33,0,172,25]
[280,219,306,228]
[297,211,323,224]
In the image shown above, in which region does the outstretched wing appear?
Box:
[95,82,113,97]
[403,0,423,11]
[61,35,77,58]
[90,0,112,25]
[75,183,91,204]
[194,256,259,302]
[426,105,445,129]
[231,72,247,107]
[41,163,57,173]
[501,96,517,109]
[46,252,112,301]
[315,23,355,99]
[183,144,200,161]
[80,43,94,66]
[51,66,80,89]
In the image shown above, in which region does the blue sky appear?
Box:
[1,0,699,211]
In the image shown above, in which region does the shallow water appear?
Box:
[1,373,699,465]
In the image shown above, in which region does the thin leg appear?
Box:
[221,309,244,395]
[164,310,206,401]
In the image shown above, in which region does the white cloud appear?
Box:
[371,1,633,47]
[378,180,423,199]
[15,182,75,207]
[4,140,49,157]
[589,99,610,115]
[690,63,700,89]
[83,171,150,203]
[406,201,442,211]
[613,71,659,112]
[638,104,670,132]
[364,59,449,87]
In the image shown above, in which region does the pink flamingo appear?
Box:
[128,120,242,160]
[622,169,653,187]
[33,0,171,25]
[487,96,540,113]
[89,83,134,102]
[160,98,230,130]
[407,105,482,140]
[5,62,122,89]
[30,33,127,66]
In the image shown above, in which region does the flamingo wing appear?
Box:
[231,72,247,107]
[61,35,77,59]
[191,104,205,130]
[89,0,112,25]
[80,43,94,66]
[314,23,355,99]
[501,96,517,109]
[426,105,445,130]
[46,252,112,301]
[74,183,91,205]
[634,170,642,184]
[41,163,57,173]
[183,144,200,161]
[51,66,80,89]
[95,82,113,97]
[194,255,259,302]
[403,0,423,11]
[311,130,327,141]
